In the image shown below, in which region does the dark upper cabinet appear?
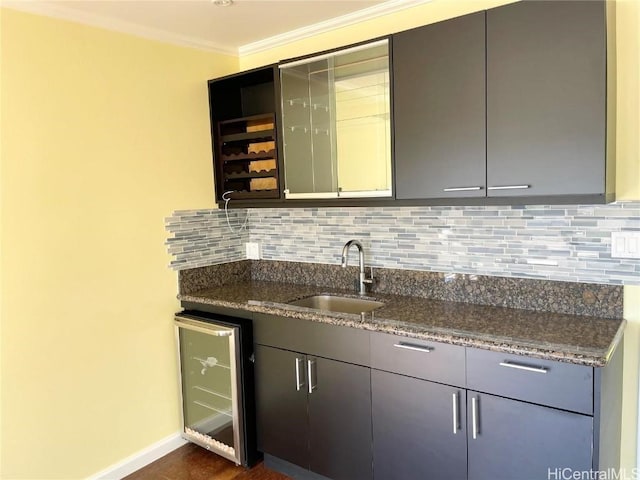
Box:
[393,0,612,203]
[486,0,610,198]
[394,12,486,200]
[207,66,282,203]
[208,1,612,206]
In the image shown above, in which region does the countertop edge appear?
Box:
[178,293,625,368]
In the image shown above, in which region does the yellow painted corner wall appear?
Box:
[615,0,640,202]
[624,285,640,469]
[0,8,237,479]
[0,7,4,477]
[617,0,640,471]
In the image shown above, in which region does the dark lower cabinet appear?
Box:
[254,345,372,480]
[254,345,308,468]
[309,357,372,480]
[371,370,467,480]
[466,391,593,480]
[251,314,621,480]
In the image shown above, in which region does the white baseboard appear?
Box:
[87,432,188,480]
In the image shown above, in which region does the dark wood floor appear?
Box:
[124,443,291,480]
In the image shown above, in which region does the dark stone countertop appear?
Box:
[178,280,625,367]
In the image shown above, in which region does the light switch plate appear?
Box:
[246,242,261,260]
[611,232,640,259]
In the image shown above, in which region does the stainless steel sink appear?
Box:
[288,295,384,314]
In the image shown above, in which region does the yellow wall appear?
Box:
[0,8,237,479]
[616,0,640,470]
[623,286,640,469]
[0,8,4,476]
[615,0,640,201]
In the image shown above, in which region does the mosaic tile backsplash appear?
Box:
[166,203,640,286]
[165,209,248,269]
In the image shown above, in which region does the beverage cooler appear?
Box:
[174,311,259,467]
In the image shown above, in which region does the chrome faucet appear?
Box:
[341,240,374,295]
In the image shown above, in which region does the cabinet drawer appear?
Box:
[370,332,465,387]
[253,313,370,366]
[466,348,593,414]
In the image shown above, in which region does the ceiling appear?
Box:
[2,0,431,55]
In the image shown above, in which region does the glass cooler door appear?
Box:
[175,316,243,465]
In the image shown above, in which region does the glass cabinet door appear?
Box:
[280,58,337,196]
[280,39,391,199]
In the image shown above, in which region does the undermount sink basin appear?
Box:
[288,295,384,315]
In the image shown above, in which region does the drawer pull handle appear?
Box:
[471,396,479,440]
[393,342,432,353]
[452,392,459,435]
[499,361,548,374]
[443,186,483,192]
[487,185,530,190]
[295,357,305,391]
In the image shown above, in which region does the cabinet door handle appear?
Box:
[487,185,530,190]
[443,186,483,192]
[499,361,548,374]
[393,342,432,353]
[471,396,479,440]
[307,359,317,394]
[452,392,459,434]
[295,357,305,391]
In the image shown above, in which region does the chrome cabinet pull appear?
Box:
[499,361,548,374]
[295,357,305,391]
[471,396,479,440]
[452,392,459,434]
[393,342,432,353]
[487,185,530,190]
[443,186,483,192]
[307,359,317,394]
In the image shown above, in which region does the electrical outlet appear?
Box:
[611,232,640,259]
[246,242,261,260]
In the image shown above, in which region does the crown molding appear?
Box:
[1,0,433,58]
[238,0,433,57]
[0,0,238,56]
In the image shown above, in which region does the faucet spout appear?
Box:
[342,239,364,269]
[341,240,373,295]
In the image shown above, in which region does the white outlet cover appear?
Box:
[611,231,640,259]
[246,242,261,260]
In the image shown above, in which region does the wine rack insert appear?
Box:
[216,113,280,200]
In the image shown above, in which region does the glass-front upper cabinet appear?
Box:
[280,39,392,199]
